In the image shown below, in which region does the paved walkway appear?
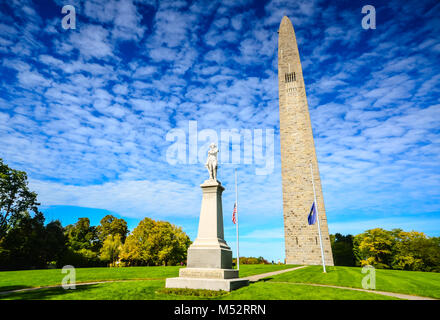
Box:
[243,265,308,282]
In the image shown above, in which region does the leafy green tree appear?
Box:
[353,228,395,268]
[43,220,67,266]
[61,217,103,267]
[120,217,191,266]
[233,256,269,264]
[100,234,123,266]
[330,233,356,266]
[65,217,100,252]
[352,228,440,272]
[392,230,440,271]
[119,217,154,265]
[0,158,40,239]
[96,215,128,243]
[58,247,102,268]
[0,211,46,269]
[423,237,440,272]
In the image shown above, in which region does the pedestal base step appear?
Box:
[165,277,249,292]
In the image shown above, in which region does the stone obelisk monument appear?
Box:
[278,16,334,266]
[166,144,248,291]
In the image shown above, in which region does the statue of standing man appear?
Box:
[205,143,218,181]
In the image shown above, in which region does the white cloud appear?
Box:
[30,178,200,219]
[69,24,114,60]
[17,69,50,88]
[84,0,145,41]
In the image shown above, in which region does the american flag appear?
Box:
[232,202,237,224]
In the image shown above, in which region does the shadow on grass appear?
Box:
[0,284,99,300]
[324,266,338,273]
[0,285,31,293]
[249,277,274,283]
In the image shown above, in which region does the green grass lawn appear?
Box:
[0,266,182,292]
[0,279,397,300]
[266,265,440,299]
[0,264,295,293]
[0,264,438,300]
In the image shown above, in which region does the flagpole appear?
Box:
[310,162,326,273]
[235,168,240,271]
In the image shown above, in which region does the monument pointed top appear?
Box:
[281,16,291,24]
[279,16,294,33]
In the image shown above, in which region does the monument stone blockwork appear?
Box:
[278,16,334,266]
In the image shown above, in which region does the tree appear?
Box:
[120,217,191,266]
[96,214,128,243]
[43,220,67,267]
[100,234,123,266]
[61,218,103,267]
[0,158,40,239]
[0,211,47,269]
[353,228,395,268]
[392,230,440,272]
[233,256,269,264]
[330,233,356,266]
[422,237,440,272]
[351,228,440,272]
[64,217,100,252]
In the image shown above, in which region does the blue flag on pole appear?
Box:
[308,202,317,225]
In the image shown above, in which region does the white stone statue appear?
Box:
[205,143,218,181]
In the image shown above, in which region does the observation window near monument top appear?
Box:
[285,72,296,83]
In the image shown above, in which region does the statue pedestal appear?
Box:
[166,179,248,291]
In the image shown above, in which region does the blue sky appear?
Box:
[0,0,439,262]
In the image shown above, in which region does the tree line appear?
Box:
[330,228,440,272]
[0,158,191,270]
[232,256,270,265]
[2,158,440,272]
